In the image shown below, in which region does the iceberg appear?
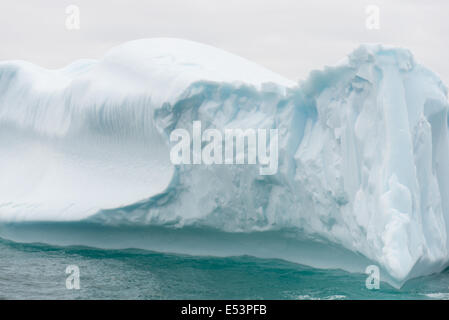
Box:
[0,38,448,286]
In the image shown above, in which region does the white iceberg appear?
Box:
[0,38,448,286]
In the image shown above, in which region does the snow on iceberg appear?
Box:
[0,38,449,285]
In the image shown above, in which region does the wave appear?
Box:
[0,221,385,281]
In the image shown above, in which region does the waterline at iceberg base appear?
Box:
[0,38,448,288]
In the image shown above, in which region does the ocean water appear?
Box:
[1,237,449,300]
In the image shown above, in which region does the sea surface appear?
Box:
[1,237,449,300]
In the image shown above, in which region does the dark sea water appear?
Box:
[1,237,449,300]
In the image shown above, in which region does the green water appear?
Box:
[1,238,448,299]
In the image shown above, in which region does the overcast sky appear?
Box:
[1,0,448,84]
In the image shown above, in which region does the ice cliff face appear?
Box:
[0,38,448,284]
[290,46,449,282]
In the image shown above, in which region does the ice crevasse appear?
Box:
[0,38,449,285]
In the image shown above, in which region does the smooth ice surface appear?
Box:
[1,38,449,285]
[0,38,294,221]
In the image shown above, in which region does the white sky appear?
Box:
[1,0,448,84]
